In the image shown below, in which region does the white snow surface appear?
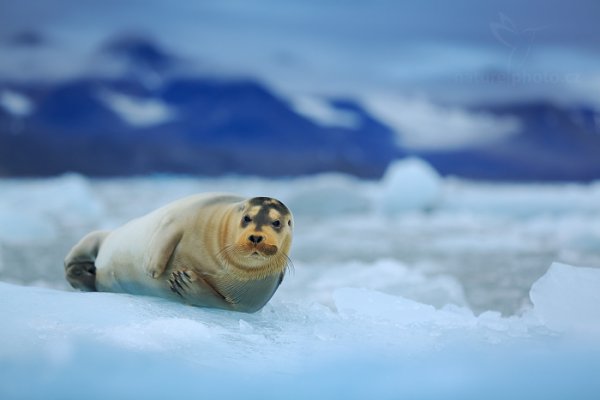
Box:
[1,263,600,399]
[1,159,600,398]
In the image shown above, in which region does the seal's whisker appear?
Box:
[217,244,235,258]
[283,253,295,276]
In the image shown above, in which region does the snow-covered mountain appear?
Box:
[1,34,599,181]
[0,77,398,177]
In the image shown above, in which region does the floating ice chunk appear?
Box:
[0,209,57,245]
[441,180,600,217]
[380,158,442,213]
[295,259,468,309]
[530,262,600,335]
[286,174,371,216]
[333,287,475,327]
[335,287,438,322]
[0,174,104,229]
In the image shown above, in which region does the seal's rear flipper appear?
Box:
[64,230,109,292]
[66,262,96,291]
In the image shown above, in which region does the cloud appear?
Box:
[362,95,521,150]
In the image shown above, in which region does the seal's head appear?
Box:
[222,197,293,276]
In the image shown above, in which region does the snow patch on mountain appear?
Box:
[290,95,360,128]
[97,90,175,127]
[0,90,33,116]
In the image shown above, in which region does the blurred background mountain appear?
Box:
[1,0,599,181]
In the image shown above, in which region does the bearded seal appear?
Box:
[64,193,293,313]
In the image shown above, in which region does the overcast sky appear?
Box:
[1,0,599,47]
[1,1,599,104]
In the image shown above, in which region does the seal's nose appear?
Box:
[248,234,264,244]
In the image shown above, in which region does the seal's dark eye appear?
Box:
[243,215,252,223]
[272,220,281,228]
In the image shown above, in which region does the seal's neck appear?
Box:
[221,249,288,281]
[209,270,283,313]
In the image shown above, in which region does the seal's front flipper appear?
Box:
[64,230,109,292]
[168,269,284,313]
[144,217,183,279]
[168,269,234,310]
